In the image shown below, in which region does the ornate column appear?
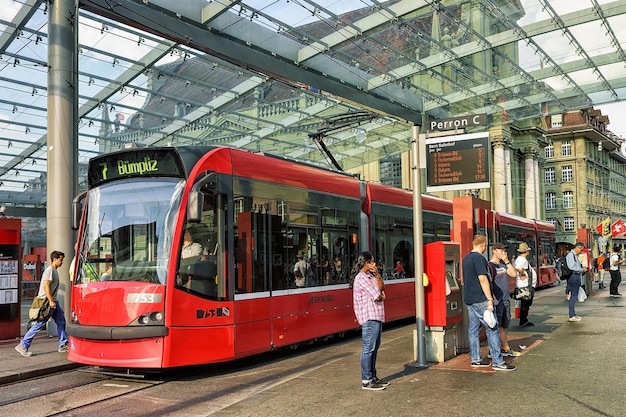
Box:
[491,134,507,213]
[523,147,540,219]
[533,158,541,219]
[505,148,512,213]
[490,126,512,213]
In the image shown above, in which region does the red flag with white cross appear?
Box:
[611,219,625,237]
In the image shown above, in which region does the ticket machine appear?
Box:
[423,241,462,362]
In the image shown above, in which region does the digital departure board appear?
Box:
[88,148,186,187]
[425,132,490,192]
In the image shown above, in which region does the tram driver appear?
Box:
[179,229,203,289]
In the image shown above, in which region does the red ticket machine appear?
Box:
[423,241,462,362]
[0,218,22,340]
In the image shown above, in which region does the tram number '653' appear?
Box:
[126,293,162,303]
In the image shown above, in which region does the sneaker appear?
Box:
[58,344,68,353]
[470,359,491,367]
[501,348,521,357]
[521,321,535,327]
[362,380,386,391]
[493,362,517,371]
[15,344,32,357]
[568,316,581,322]
[371,377,390,387]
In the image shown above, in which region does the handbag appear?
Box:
[578,288,588,302]
[513,286,532,301]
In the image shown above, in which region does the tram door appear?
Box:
[236,211,283,293]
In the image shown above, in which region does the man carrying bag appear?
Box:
[16,250,68,357]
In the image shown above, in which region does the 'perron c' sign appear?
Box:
[427,114,487,132]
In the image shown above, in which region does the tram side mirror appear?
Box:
[187,191,203,223]
[72,200,82,230]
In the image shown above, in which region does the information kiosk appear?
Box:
[0,218,22,340]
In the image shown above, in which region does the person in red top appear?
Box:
[352,251,387,390]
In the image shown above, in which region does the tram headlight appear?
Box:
[133,311,164,326]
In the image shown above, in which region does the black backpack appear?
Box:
[602,257,610,270]
[561,254,573,280]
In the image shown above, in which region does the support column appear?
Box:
[523,148,539,219]
[489,125,512,214]
[47,0,78,331]
[492,135,507,213]
[533,159,540,219]
[505,149,512,213]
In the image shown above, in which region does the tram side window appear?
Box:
[538,236,555,266]
[231,193,359,293]
[372,214,414,280]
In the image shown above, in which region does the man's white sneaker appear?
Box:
[15,344,32,357]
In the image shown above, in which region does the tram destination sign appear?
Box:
[88,148,185,187]
[425,132,490,192]
[427,114,487,132]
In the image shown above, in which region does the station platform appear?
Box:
[1,281,625,416]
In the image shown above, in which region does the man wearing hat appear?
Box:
[514,242,536,327]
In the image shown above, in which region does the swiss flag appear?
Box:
[611,219,625,237]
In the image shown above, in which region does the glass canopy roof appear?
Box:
[1,0,626,209]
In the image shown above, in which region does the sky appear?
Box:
[597,102,626,139]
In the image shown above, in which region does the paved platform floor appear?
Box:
[1,280,625,417]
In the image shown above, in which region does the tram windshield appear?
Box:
[75,178,185,285]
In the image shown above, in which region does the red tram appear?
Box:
[67,146,556,368]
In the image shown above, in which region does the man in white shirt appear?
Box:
[514,242,536,327]
[609,245,624,297]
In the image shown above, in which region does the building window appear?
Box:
[545,167,555,184]
[546,192,556,210]
[547,218,558,229]
[562,165,573,182]
[561,140,571,156]
[379,158,402,189]
[545,144,554,158]
[563,191,574,208]
[564,216,575,231]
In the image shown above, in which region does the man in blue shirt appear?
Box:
[462,235,516,371]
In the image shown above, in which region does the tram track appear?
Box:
[0,368,171,416]
[0,332,362,416]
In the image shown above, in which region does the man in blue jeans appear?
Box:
[15,250,68,357]
[462,235,516,371]
[352,251,388,390]
[566,242,588,322]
